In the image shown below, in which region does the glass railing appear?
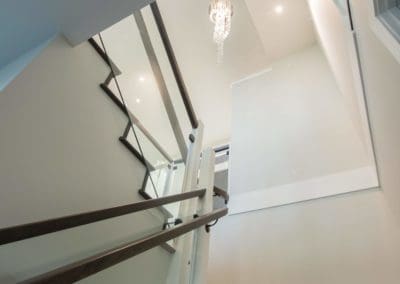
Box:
[92,3,199,220]
[126,121,185,218]
[141,5,194,145]
[0,1,215,283]
[0,205,172,283]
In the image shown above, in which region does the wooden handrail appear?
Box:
[19,208,228,284]
[138,188,173,219]
[214,145,229,154]
[0,189,206,245]
[99,83,128,115]
[88,38,122,76]
[214,186,229,204]
[118,136,155,171]
[99,83,174,166]
[150,2,199,129]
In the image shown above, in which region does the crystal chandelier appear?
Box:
[209,0,233,63]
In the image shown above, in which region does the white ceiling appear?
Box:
[100,0,317,155]
[245,0,317,63]
[157,0,317,148]
[0,0,317,153]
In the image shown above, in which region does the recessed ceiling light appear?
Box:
[138,76,145,82]
[274,5,284,14]
[136,98,141,103]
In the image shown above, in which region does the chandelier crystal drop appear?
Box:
[209,0,233,63]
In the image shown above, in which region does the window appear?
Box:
[374,0,400,42]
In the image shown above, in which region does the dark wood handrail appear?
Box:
[0,189,206,245]
[150,2,199,129]
[214,186,229,205]
[88,38,122,76]
[118,136,155,171]
[99,83,128,115]
[214,145,229,153]
[19,208,228,284]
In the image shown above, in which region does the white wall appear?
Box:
[350,0,400,223]
[230,45,372,195]
[208,189,400,284]
[0,36,170,283]
[207,2,400,283]
[308,0,366,144]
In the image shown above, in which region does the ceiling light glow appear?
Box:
[274,5,284,14]
[139,76,145,82]
[136,98,141,104]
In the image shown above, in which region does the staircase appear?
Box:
[0,2,228,283]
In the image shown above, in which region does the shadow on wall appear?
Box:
[0,275,16,284]
[214,170,228,210]
[228,25,378,212]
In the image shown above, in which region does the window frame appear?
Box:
[368,0,400,64]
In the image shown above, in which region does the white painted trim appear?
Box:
[190,148,215,284]
[229,166,379,215]
[342,0,382,186]
[166,122,204,284]
[214,161,229,172]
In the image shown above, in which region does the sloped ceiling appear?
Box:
[0,0,151,68]
[158,0,316,147]
[244,0,316,63]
